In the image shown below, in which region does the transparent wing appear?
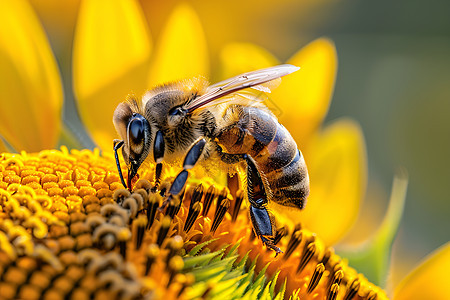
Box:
[185,64,299,112]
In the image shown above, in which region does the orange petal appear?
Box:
[73,0,152,150]
[300,119,367,246]
[148,4,209,84]
[272,38,337,147]
[394,242,450,300]
[0,0,62,151]
[218,43,279,79]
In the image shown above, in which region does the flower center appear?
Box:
[0,148,387,299]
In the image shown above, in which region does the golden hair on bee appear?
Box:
[141,77,209,111]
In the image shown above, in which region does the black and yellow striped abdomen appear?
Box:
[217,105,309,209]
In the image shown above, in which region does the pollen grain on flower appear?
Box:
[0,148,387,299]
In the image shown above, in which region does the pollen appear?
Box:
[0,148,388,299]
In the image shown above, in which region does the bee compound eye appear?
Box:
[129,118,145,145]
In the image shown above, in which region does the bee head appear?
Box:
[113,102,151,188]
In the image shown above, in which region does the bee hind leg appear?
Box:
[245,155,282,255]
[216,144,245,164]
[249,204,282,255]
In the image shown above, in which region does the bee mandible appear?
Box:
[113,64,309,253]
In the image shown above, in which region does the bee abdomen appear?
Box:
[253,123,309,210]
[217,105,310,210]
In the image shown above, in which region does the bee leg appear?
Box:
[152,130,165,192]
[249,206,281,254]
[162,138,207,209]
[245,155,282,254]
[113,139,128,189]
[216,144,245,164]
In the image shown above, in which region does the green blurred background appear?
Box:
[29,0,449,290]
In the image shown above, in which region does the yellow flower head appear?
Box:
[0,149,387,299]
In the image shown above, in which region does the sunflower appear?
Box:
[0,0,448,299]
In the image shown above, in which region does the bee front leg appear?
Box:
[245,155,282,255]
[161,138,206,212]
[113,139,127,189]
[152,130,165,192]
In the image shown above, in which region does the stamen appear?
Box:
[158,180,170,197]
[231,189,244,222]
[167,256,184,287]
[134,179,152,194]
[183,186,194,205]
[327,283,340,300]
[133,215,147,250]
[117,228,131,259]
[327,269,344,296]
[297,241,316,273]
[145,244,160,275]
[273,227,288,246]
[216,188,228,208]
[293,223,302,232]
[166,196,181,219]
[165,235,183,263]
[146,193,160,230]
[333,262,343,274]
[157,216,172,246]
[174,192,184,216]
[92,223,119,250]
[307,263,325,293]
[100,203,129,224]
[321,248,334,266]
[113,189,131,204]
[131,192,145,211]
[202,185,217,216]
[122,196,139,219]
[190,184,204,210]
[211,198,230,233]
[284,230,303,260]
[366,290,377,300]
[184,202,202,233]
[177,273,195,298]
[343,278,360,300]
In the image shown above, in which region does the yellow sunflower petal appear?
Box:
[73,0,152,150]
[272,38,337,147]
[300,118,367,246]
[218,43,279,79]
[0,0,62,151]
[148,4,209,84]
[394,242,450,300]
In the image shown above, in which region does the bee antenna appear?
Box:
[114,139,127,189]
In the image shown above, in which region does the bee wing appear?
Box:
[185,64,299,112]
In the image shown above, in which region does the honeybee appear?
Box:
[113,65,309,253]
